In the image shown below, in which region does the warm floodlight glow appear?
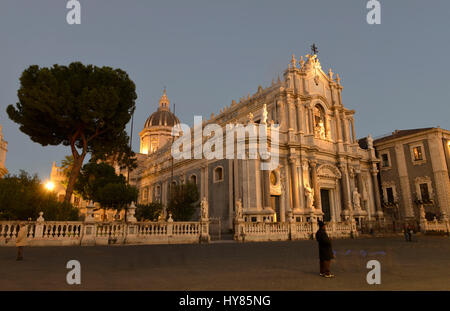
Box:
[44,181,55,191]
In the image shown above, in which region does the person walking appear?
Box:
[315,220,335,278]
[15,223,28,261]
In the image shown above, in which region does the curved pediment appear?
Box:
[317,164,342,179]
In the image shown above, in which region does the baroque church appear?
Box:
[128,52,384,232]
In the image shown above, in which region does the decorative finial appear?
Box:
[328,68,334,80]
[291,54,296,68]
[311,43,318,55]
[335,73,341,84]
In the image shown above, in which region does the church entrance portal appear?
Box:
[270,195,281,222]
[320,189,331,222]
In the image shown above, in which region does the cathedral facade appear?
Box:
[129,52,383,231]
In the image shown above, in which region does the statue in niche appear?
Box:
[353,188,362,209]
[201,197,209,219]
[315,120,326,139]
[304,184,314,209]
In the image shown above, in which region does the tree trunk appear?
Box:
[64,152,86,204]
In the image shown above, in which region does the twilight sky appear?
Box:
[0,0,449,179]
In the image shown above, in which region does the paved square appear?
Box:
[0,236,449,290]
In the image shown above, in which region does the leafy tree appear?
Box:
[136,202,163,221]
[167,182,199,221]
[97,182,138,211]
[75,162,137,219]
[0,171,79,221]
[74,162,122,202]
[7,62,137,203]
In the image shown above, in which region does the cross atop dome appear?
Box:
[311,43,318,55]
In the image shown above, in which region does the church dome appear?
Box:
[144,89,180,128]
[145,110,180,127]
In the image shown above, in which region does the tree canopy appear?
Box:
[0,171,79,221]
[7,62,137,203]
[136,202,163,222]
[167,182,199,221]
[74,162,137,211]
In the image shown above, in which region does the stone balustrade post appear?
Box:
[234,218,245,242]
[167,213,173,236]
[200,219,210,244]
[127,202,137,223]
[81,201,97,246]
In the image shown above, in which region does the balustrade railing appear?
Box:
[235,220,355,242]
[0,218,208,246]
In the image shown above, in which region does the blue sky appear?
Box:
[1,0,449,179]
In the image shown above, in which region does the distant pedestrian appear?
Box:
[315,220,335,278]
[404,224,411,242]
[15,223,28,261]
[408,225,414,242]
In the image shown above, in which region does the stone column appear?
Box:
[394,143,414,219]
[310,161,321,210]
[339,163,351,214]
[288,99,296,131]
[310,108,315,134]
[351,118,357,143]
[296,100,304,134]
[261,159,271,209]
[280,166,287,221]
[200,165,206,200]
[342,117,349,143]
[277,101,287,131]
[289,156,300,210]
[335,109,342,142]
[371,168,383,218]
[428,133,450,216]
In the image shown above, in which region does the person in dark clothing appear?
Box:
[315,220,335,278]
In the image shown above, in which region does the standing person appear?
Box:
[15,223,28,261]
[315,220,335,278]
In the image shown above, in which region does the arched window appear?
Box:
[214,166,224,183]
[189,174,197,184]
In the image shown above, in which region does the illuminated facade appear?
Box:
[130,52,384,231]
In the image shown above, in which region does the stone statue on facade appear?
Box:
[305,184,314,209]
[262,104,268,124]
[201,197,209,220]
[299,56,305,70]
[367,134,374,149]
[352,188,362,210]
[247,112,254,124]
[419,205,426,220]
[315,120,326,139]
[235,199,243,220]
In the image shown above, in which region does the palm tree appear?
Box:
[60,155,74,187]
